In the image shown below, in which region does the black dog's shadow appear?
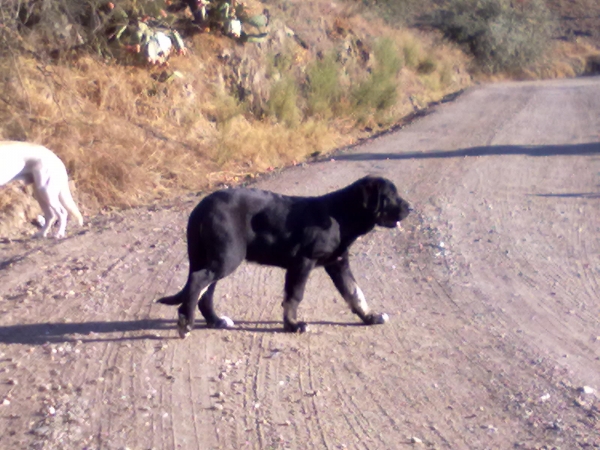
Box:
[0,319,175,345]
[232,320,365,333]
[0,318,366,345]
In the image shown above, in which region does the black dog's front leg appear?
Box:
[283,259,315,333]
[325,254,388,325]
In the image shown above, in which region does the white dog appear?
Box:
[0,141,84,238]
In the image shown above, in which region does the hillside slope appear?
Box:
[1,0,599,237]
[0,0,471,237]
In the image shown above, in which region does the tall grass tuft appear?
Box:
[305,53,342,119]
[352,38,402,113]
[267,76,301,128]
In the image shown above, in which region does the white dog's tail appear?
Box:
[59,184,84,226]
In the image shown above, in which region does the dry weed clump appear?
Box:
[0,53,215,212]
[524,40,600,79]
[213,116,340,173]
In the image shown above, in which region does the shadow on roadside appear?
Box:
[0,319,176,345]
[332,142,600,161]
[0,318,368,344]
[0,254,28,271]
[231,319,365,333]
[532,192,600,199]
[0,228,88,271]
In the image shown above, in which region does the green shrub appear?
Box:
[427,0,554,73]
[305,54,342,118]
[352,38,401,112]
[267,76,301,128]
[375,37,403,78]
[402,39,422,69]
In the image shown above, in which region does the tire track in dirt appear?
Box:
[231,268,273,449]
[305,339,333,448]
[350,230,499,447]
[84,214,187,448]
[457,147,600,387]
[0,206,195,449]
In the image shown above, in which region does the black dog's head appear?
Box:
[358,176,411,228]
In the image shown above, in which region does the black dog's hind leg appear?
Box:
[325,253,388,325]
[177,269,215,338]
[282,258,315,333]
[198,282,234,329]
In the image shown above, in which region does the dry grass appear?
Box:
[1,54,214,207]
[522,40,600,79]
[214,117,341,174]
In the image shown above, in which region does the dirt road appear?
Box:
[1,77,599,449]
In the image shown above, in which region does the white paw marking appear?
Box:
[221,316,235,328]
[380,313,389,323]
[197,285,209,301]
[178,326,190,339]
[352,285,370,315]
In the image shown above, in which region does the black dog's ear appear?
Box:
[360,177,382,213]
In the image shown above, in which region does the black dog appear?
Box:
[157,176,410,337]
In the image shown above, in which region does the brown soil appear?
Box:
[1,77,599,449]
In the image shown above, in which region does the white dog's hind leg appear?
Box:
[45,183,68,238]
[33,189,58,238]
[33,163,70,238]
[30,163,55,238]
[53,202,68,238]
[59,182,84,227]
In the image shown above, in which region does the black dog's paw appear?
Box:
[207,316,235,329]
[283,321,309,333]
[363,312,389,325]
[177,314,192,339]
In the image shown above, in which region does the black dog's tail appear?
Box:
[156,289,185,305]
